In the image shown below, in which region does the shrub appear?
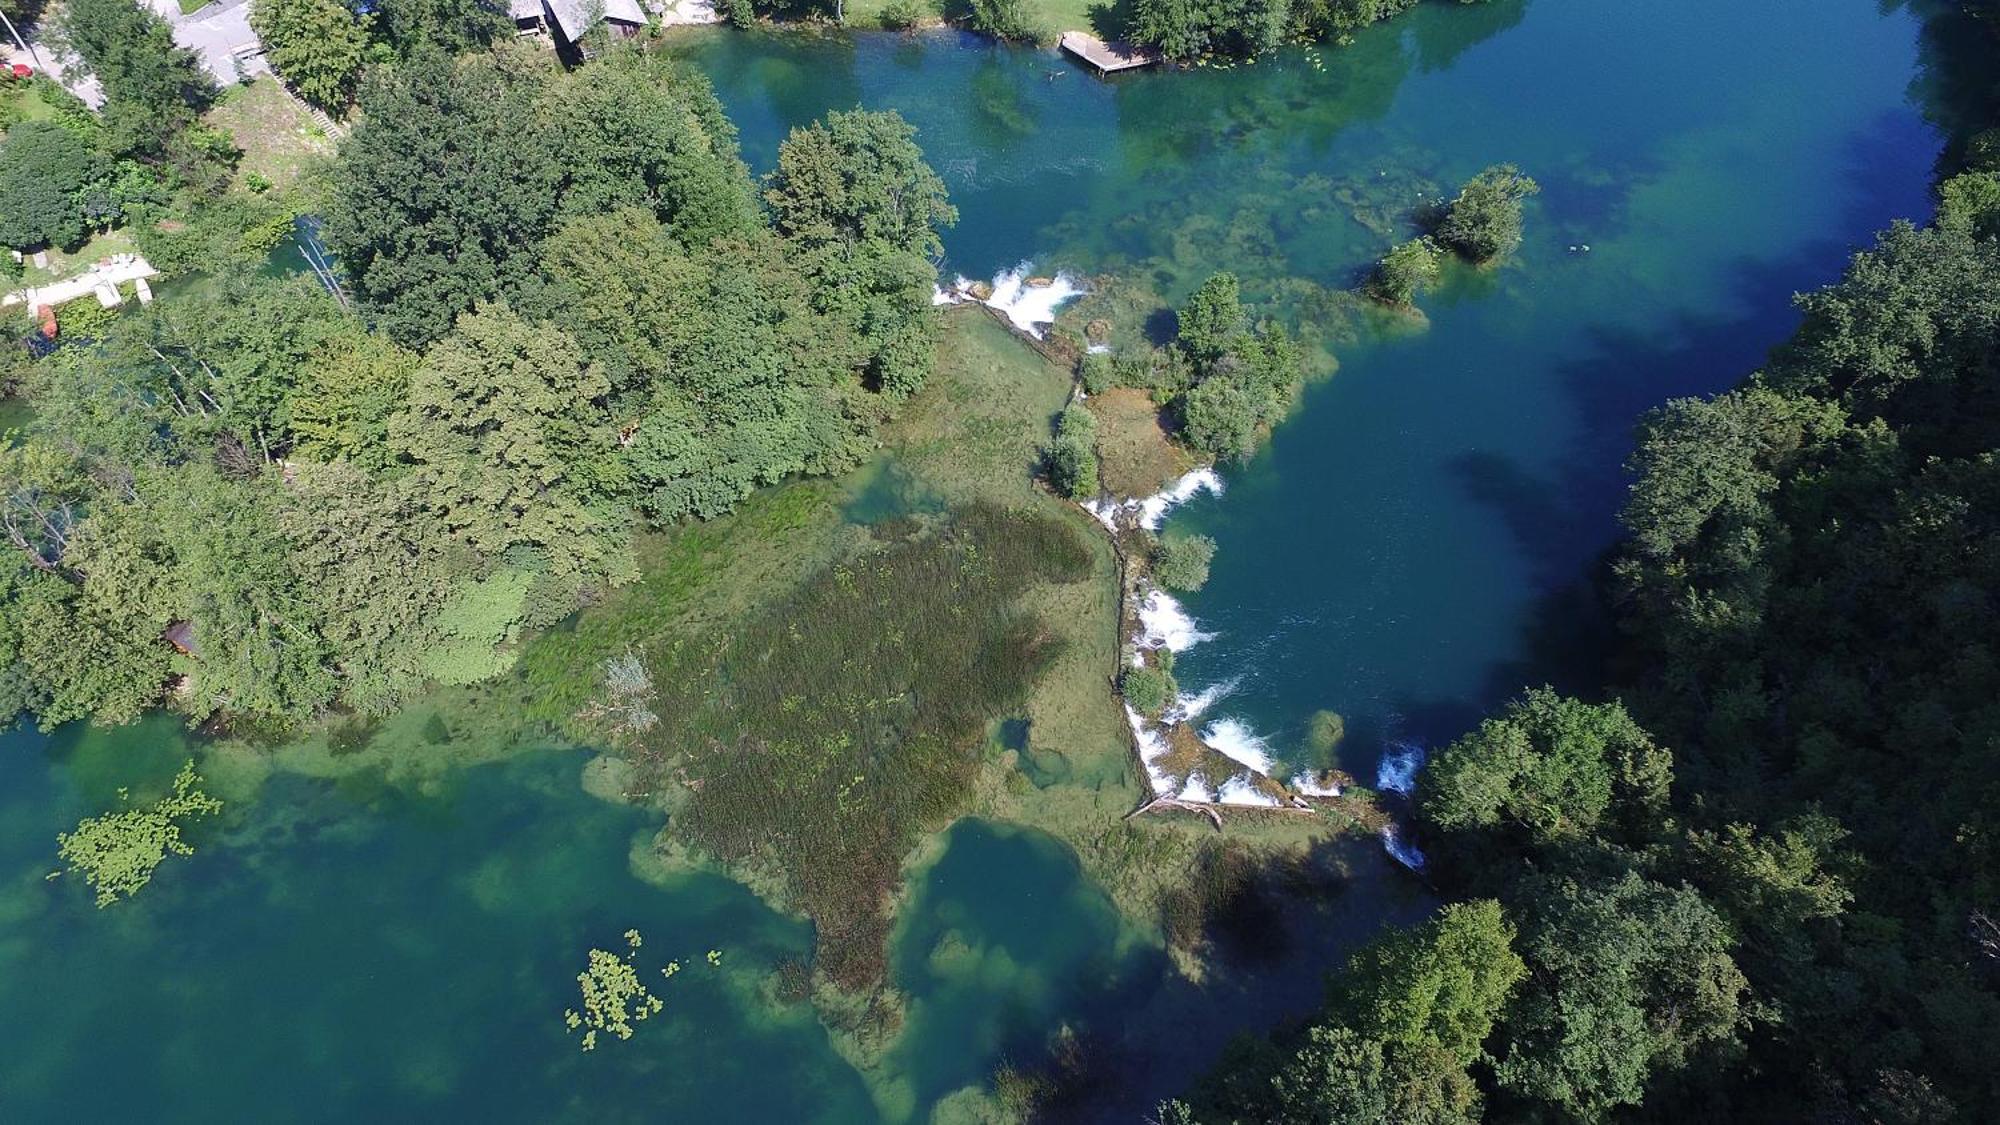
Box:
[1154,533,1216,591]
[1123,663,1177,716]
[1436,164,1539,263]
[880,0,928,28]
[1078,351,1114,395]
[967,0,1040,40]
[52,295,121,340]
[1046,404,1100,499]
[1368,236,1444,306]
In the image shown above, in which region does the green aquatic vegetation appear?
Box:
[55,760,222,907]
[566,940,662,1051]
[635,503,1092,989]
[1307,709,1346,753]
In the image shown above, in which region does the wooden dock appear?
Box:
[1059,31,1160,74]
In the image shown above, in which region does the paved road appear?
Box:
[159,0,270,86]
[3,35,103,109]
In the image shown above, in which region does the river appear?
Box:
[0,2,1945,1120]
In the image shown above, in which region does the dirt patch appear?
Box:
[1087,387,1192,498]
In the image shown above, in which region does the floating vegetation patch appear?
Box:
[565,930,663,1051]
[54,760,222,907]
[563,929,725,1051]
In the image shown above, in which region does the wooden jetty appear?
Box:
[1059,31,1160,74]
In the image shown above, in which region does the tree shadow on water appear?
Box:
[1005,833,1436,1122]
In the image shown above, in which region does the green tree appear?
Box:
[1369,236,1444,306]
[1336,899,1526,1065]
[1175,273,1245,370]
[370,0,509,54]
[550,51,762,248]
[1496,873,1749,1120]
[765,108,958,260]
[1435,164,1538,262]
[1936,170,2000,238]
[251,0,373,111]
[390,303,625,592]
[327,52,563,346]
[0,121,107,250]
[764,108,953,401]
[1185,899,1521,1125]
[1420,688,1672,847]
[1179,323,1302,461]
[966,0,1040,41]
[278,461,458,713]
[145,467,338,723]
[53,0,215,158]
[1153,533,1216,591]
[290,331,418,469]
[1045,403,1100,499]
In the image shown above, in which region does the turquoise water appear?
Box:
[678,1,1942,780]
[0,3,1952,1121]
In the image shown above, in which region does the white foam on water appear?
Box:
[1137,467,1224,531]
[1086,343,1112,354]
[983,264,1084,338]
[1291,772,1342,797]
[1200,716,1276,774]
[1137,589,1214,653]
[1217,774,1280,806]
[1382,823,1427,871]
[1376,740,1426,796]
[1081,498,1120,532]
[1123,705,1178,795]
[1082,466,1224,534]
[1178,773,1216,803]
[1167,675,1240,724]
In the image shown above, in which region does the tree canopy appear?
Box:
[0,121,106,250]
[251,0,374,111]
[0,47,955,732]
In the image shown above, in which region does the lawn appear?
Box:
[0,78,59,128]
[12,228,141,289]
[839,0,1108,40]
[203,78,336,194]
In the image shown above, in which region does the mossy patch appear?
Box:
[631,503,1093,990]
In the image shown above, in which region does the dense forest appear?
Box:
[1167,5,2000,1123]
[0,23,954,731]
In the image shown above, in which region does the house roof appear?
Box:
[508,0,543,18]
[164,620,200,657]
[544,0,647,41]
